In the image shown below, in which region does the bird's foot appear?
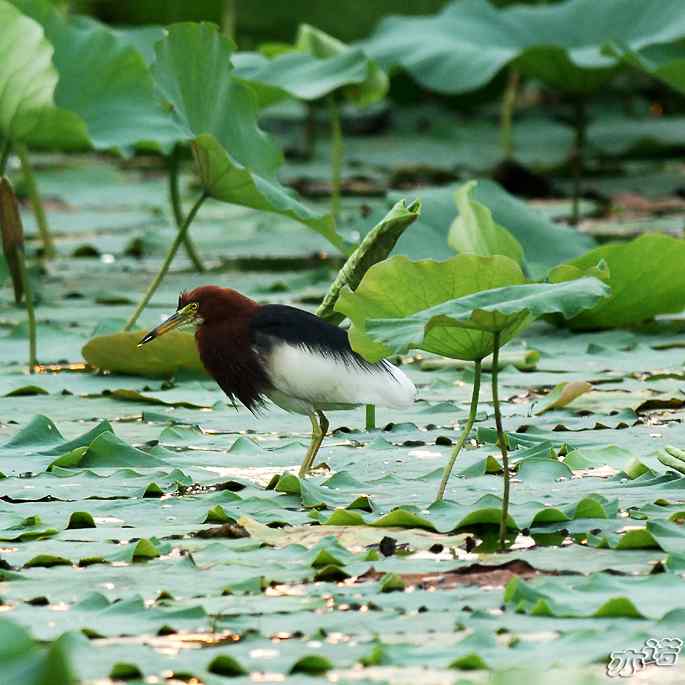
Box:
[298,462,330,479]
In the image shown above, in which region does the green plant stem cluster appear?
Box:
[436,336,510,551]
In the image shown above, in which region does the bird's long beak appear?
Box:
[138,303,197,347]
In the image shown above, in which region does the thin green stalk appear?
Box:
[221,0,235,39]
[16,144,55,259]
[17,249,37,373]
[571,98,587,226]
[304,103,317,159]
[0,139,10,176]
[436,359,482,501]
[328,95,343,220]
[491,332,510,550]
[124,192,207,332]
[365,404,376,431]
[499,69,520,160]
[169,145,205,272]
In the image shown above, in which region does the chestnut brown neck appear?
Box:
[190,288,268,413]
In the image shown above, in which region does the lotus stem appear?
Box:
[365,404,376,431]
[124,192,207,332]
[328,95,343,220]
[304,103,317,159]
[491,332,510,550]
[169,145,205,272]
[16,144,55,260]
[571,98,587,226]
[17,249,37,373]
[500,69,520,160]
[221,0,235,39]
[436,358,482,501]
[0,139,10,176]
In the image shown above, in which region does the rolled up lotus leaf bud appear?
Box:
[0,176,25,303]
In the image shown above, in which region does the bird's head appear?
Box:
[137,285,257,347]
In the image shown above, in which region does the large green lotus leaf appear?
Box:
[363,277,609,361]
[151,22,280,177]
[0,0,83,146]
[151,23,339,249]
[465,185,596,274]
[364,0,685,94]
[295,24,388,106]
[192,134,340,249]
[234,24,387,109]
[11,0,178,150]
[343,116,574,175]
[82,330,205,378]
[557,233,685,329]
[448,181,524,267]
[0,0,53,139]
[334,254,526,362]
[587,113,685,156]
[233,50,370,108]
[232,52,289,109]
[69,17,165,66]
[361,183,595,279]
[606,41,685,95]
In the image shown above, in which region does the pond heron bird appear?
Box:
[139,286,416,476]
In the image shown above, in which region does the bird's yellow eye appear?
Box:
[180,302,199,314]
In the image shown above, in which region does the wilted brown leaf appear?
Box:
[534,381,593,415]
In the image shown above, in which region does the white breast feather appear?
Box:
[264,342,416,411]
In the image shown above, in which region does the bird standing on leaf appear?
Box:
[139,286,416,476]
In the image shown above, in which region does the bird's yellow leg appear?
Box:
[309,411,329,473]
[298,411,329,477]
[298,413,321,478]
